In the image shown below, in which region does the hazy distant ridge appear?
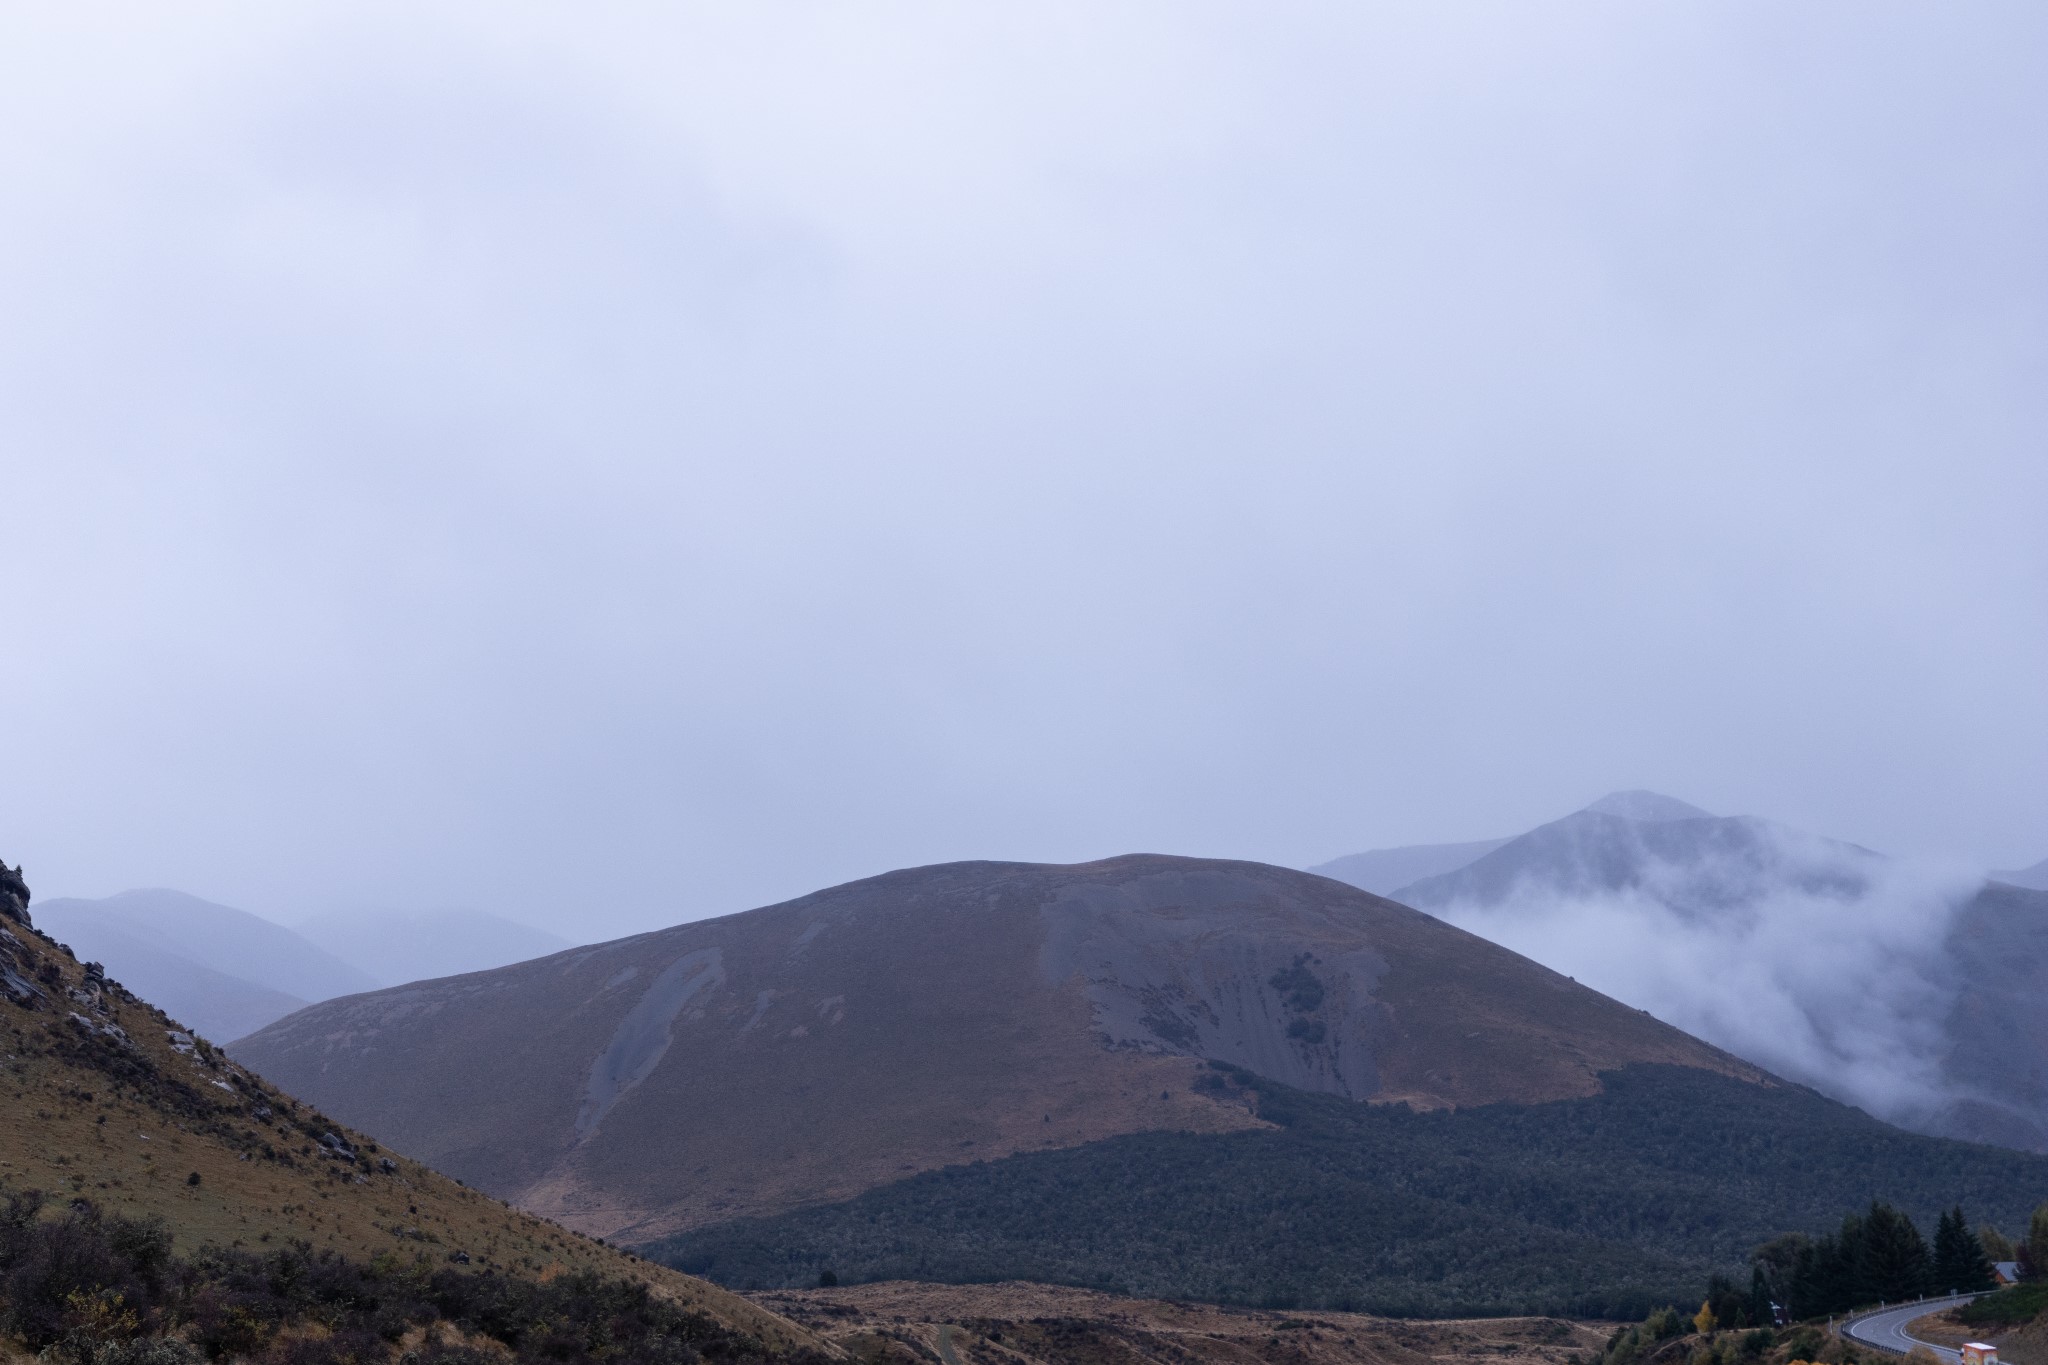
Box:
[36,889,372,1042]
[1993,855,2048,891]
[36,889,576,1044]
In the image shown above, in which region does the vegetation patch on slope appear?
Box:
[1957,1285,2048,1328]
[649,1064,2048,1317]
[0,1183,829,1365]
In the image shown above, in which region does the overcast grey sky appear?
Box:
[3,3,2043,940]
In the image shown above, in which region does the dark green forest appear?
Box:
[650,1064,2048,1317]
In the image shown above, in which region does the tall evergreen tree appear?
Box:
[1861,1201,1932,1303]
[1753,1234,1809,1318]
[1749,1265,1776,1326]
[1791,1227,1856,1317]
[1932,1207,1997,1294]
[2025,1205,2048,1283]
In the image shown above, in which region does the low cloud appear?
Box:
[1427,824,1984,1129]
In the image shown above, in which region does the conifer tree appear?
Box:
[1932,1207,1996,1294]
[1861,1201,1932,1304]
[1791,1227,1855,1317]
[1748,1265,1776,1326]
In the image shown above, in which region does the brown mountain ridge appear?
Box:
[233,854,1764,1243]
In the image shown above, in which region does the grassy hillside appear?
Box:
[234,856,1759,1243]
[652,1063,2048,1318]
[0,892,819,1358]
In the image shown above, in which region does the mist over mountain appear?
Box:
[1303,790,1713,895]
[1994,855,2048,891]
[36,889,377,1042]
[293,908,572,988]
[1305,838,1513,896]
[1320,794,2048,1150]
[1576,790,1717,823]
[32,890,576,1042]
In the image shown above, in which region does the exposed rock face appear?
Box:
[1,858,30,926]
[0,858,43,1006]
[234,854,1763,1243]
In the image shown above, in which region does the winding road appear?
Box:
[1842,1295,1984,1362]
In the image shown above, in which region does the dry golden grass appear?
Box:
[0,920,821,1356]
[752,1280,1613,1365]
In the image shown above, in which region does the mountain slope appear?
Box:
[234,855,1761,1244]
[0,858,818,1357]
[654,1063,2048,1316]
[1940,879,2048,1148]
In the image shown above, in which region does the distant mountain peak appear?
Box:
[1580,790,1715,823]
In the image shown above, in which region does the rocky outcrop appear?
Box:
[1,857,44,1006]
[1,857,29,926]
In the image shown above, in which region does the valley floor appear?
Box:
[747,1280,1612,1365]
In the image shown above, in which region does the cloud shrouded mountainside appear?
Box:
[1316,794,2048,1152]
[1303,791,1714,895]
[233,855,1760,1244]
